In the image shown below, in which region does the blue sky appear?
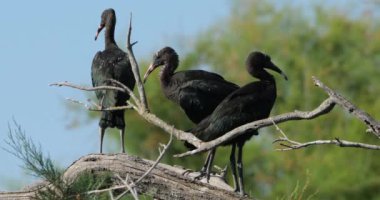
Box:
[0,0,230,190]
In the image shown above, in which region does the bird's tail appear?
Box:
[99,110,125,129]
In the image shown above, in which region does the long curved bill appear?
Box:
[143,63,156,83]
[266,62,288,80]
[94,25,105,41]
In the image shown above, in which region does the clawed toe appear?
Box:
[194,171,211,183]
[182,169,194,176]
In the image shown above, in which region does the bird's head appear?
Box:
[95,8,116,41]
[143,47,178,83]
[246,51,288,80]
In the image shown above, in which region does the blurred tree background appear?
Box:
[72,0,380,199]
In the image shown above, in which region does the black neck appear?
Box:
[160,57,178,86]
[105,22,117,49]
[250,67,275,83]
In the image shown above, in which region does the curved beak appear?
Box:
[94,24,105,41]
[143,63,157,83]
[266,62,288,81]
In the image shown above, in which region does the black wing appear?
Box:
[91,49,135,108]
[193,81,276,141]
[169,70,239,123]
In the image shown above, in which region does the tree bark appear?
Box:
[0,154,252,200]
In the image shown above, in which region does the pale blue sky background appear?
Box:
[0,0,371,191]
[0,0,231,190]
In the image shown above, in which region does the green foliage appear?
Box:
[75,1,380,199]
[5,120,63,188]
[5,121,111,200]
[180,1,380,199]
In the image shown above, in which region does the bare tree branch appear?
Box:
[66,98,134,111]
[125,13,149,111]
[51,82,139,111]
[50,82,125,93]
[271,119,380,151]
[274,137,380,151]
[175,77,380,157]
[312,76,380,138]
[106,79,140,107]
[50,80,203,147]
[175,97,337,157]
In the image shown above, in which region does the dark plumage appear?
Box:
[190,51,287,195]
[91,8,135,153]
[142,47,239,178]
[143,47,239,124]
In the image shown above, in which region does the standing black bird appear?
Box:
[91,8,136,153]
[190,51,287,195]
[142,46,239,175]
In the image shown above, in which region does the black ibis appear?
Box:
[142,46,239,176]
[189,51,287,195]
[91,8,136,153]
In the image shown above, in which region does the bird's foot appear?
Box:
[234,189,247,197]
[194,170,211,183]
[181,168,194,176]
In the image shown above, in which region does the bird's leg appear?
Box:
[230,143,239,192]
[194,148,216,182]
[237,143,246,196]
[100,96,105,109]
[120,127,125,153]
[186,150,212,176]
[99,127,106,154]
[200,150,213,173]
[205,148,216,182]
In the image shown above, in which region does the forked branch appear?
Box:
[271,119,380,151]
[175,77,380,157]
[126,13,149,111]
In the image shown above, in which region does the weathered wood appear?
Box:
[0,154,252,200]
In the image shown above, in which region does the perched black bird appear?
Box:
[91,8,135,153]
[143,47,239,124]
[143,46,239,175]
[189,51,287,195]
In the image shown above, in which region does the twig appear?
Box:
[51,82,138,111]
[271,118,301,146]
[137,132,173,184]
[125,13,149,111]
[87,132,173,197]
[114,174,139,200]
[274,137,380,151]
[51,80,203,147]
[50,82,125,93]
[107,79,141,108]
[271,112,380,151]
[66,98,134,111]
[66,98,97,110]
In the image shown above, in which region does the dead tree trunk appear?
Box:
[0,154,252,200]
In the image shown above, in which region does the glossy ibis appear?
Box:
[92,8,136,153]
[143,46,239,176]
[190,51,287,195]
